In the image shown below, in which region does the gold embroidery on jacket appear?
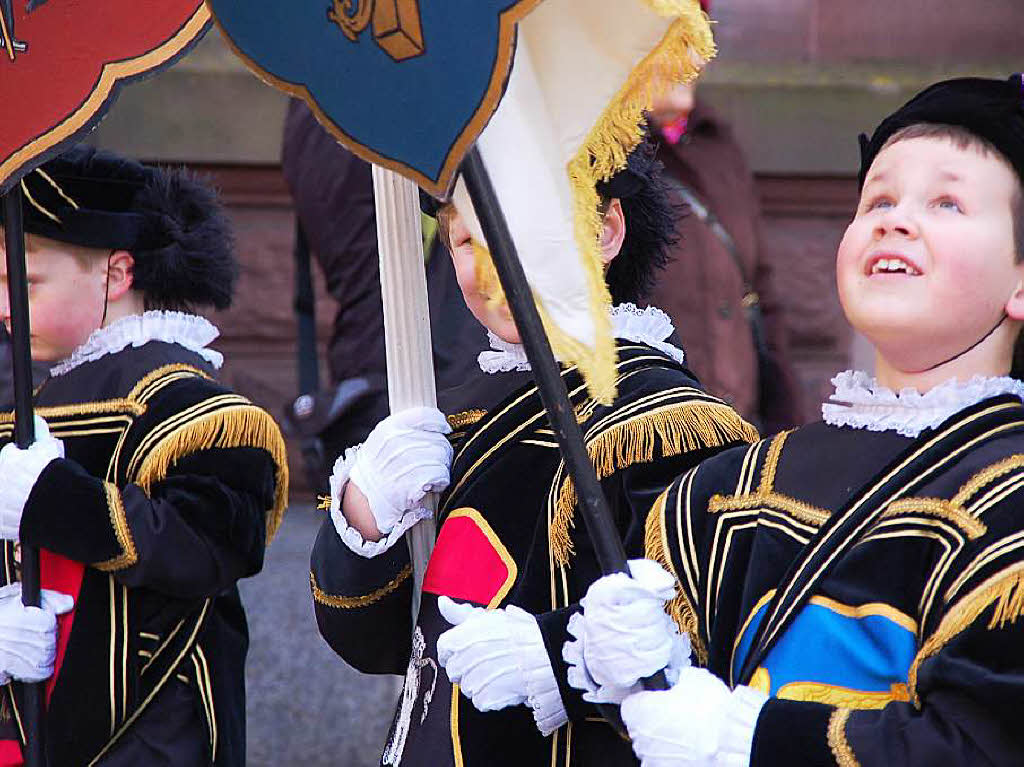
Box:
[310,565,412,609]
[827,708,859,767]
[94,483,139,572]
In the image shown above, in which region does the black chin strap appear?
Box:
[98,250,113,329]
[918,312,1008,373]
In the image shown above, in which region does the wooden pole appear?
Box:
[372,165,438,620]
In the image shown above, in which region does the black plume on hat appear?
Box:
[598,136,676,304]
[5,145,237,310]
[858,74,1024,189]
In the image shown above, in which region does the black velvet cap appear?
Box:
[858,73,1024,189]
[3,145,237,310]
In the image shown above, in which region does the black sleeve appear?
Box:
[309,514,413,675]
[20,446,276,598]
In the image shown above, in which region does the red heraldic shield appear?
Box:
[0,0,211,192]
[422,508,517,608]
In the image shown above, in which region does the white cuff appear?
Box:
[508,608,568,736]
[329,447,431,558]
[717,685,768,767]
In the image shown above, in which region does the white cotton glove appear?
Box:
[0,417,64,540]
[563,559,690,704]
[0,583,75,685]
[338,407,453,535]
[621,667,768,767]
[436,596,533,712]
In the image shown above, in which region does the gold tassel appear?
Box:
[644,489,708,665]
[908,561,1024,705]
[550,402,757,566]
[133,405,290,543]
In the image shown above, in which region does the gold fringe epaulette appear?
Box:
[908,561,1024,705]
[550,401,757,567]
[134,404,290,543]
[644,487,708,665]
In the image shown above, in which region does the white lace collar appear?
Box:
[49,310,224,377]
[476,303,685,375]
[821,369,1024,438]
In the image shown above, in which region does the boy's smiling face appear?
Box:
[0,233,108,362]
[837,135,1024,374]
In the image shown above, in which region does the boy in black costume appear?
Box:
[309,142,759,767]
[0,146,288,766]
[569,75,1024,766]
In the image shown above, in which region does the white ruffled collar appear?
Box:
[49,310,224,377]
[476,303,685,375]
[822,369,1024,438]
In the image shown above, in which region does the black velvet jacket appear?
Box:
[311,340,757,767]
[0,342,288,766]
[648,396,1024,766]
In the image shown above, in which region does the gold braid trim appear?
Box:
[644,488,708,665]
[309,565,412,609]
[879,498,986,540]
[472,4,714,405]
[952,455,1024,509]
[907,560,1024,706]
[550,402,757,566]
[133,405,290,543]
[94,483,139,572]
[447,410,488,431]
[827,708,859,767]
[126,363,211,404]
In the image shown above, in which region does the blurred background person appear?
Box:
[647,5,804,433]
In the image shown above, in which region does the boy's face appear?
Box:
[0,233,107,361]
[445,210,522,344]
[836,136,1023,371]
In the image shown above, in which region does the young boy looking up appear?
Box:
[0,146,288,766]
[309,141,759,767]
[565,74,1024,767]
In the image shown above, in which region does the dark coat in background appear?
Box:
[652,105,804,434]
[280,99,485,459]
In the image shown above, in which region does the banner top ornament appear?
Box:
[209,0,543,198]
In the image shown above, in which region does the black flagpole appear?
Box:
[460,147,668,695]
[3,185,45,766]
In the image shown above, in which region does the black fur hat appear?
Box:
[858,73,1024,190]
[4,145,237,310]
[598,136,676,304]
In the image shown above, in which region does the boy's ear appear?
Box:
[105,250,136,301]
[599,198,626,265]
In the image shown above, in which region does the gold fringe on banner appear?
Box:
[644,488,708,665]
[134,405,290,543]
[472,2,715,404]
[908,561,1024,705]
[550,401,756,566]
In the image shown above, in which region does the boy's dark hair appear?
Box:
[882,123,1024,261]
[6,146,237,312]
[431,137,676,305]
[597,138,676,304]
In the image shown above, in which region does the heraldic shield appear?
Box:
[209,0,542,198]
[0,0,210,192]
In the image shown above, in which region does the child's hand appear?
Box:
[563,560,689,702]
[0,417,64,540]
[0,583,75,685]
[332,407,453,537]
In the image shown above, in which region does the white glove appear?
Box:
[621,667,768,767]
[340,406,453,535]
[0,417,64,540]
[563,559,690,703]
[0,583,75,685]
[437,596,569,734]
